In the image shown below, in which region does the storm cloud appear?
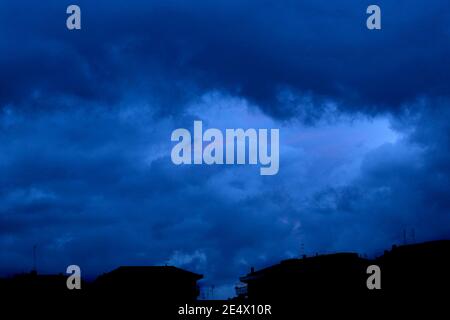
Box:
[1,0,450,298]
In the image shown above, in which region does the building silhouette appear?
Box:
[239,252,368,301]
[0,265,203,306]
[237,240,450,301]
[2,271,67,293]
[1,240,449,310]
[375,240,450,294]
[94,266,203,302]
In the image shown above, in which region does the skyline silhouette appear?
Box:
[2,239,449,302]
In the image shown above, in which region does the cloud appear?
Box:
[0,93,408,296]
[1,1,450,299]
[1,1,450,118]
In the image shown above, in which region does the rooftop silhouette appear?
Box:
[1,240,449,306]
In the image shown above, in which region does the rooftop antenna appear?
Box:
[32,245,37,273]
[300,242,305,258]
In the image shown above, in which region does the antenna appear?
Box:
[32,245,37,273]
[300,242,305,257]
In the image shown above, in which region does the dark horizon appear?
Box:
[3,238,449,301]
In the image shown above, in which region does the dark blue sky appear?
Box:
[1,0,450,298]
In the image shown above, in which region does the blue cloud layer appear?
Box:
[1,1,450,298]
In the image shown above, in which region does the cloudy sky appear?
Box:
[1,0,450,298]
